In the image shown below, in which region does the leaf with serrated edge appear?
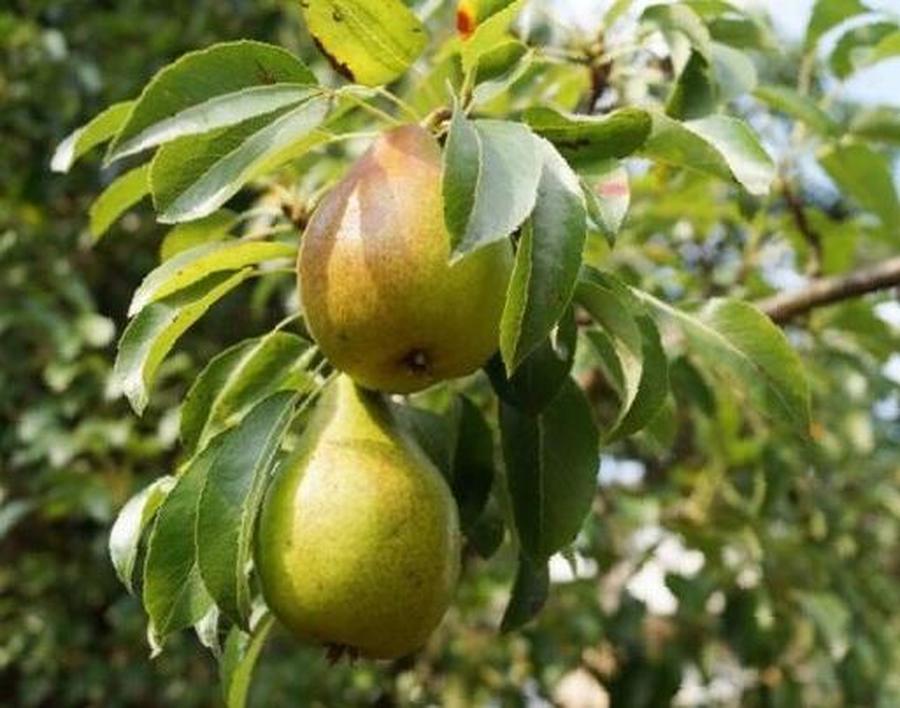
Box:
[500,139,586,373]
[108,41,316,160]
[446,118,542,258]
[524,107,651,168]
[301,0,427,86]
[753,85,837,136]
[180,332,314,455]
[500,377,598,560]
[114,269,253,415]
[577,269,669,439]
[581,160,630,245]
[108,476,175,594]
[443,107,482,244]
[641,112,774,195]
[160,210,237,262]
[636,291,810,432]
[112,85,320,161]
[130,241,295,316]
[89,164,150,242]
[684,115,774,195]
[144,440,224,653]
[577,276,644,433]
[197,391,298,626]
[153,96,330,223]
[52,101,134,173]
[819,143,900,229]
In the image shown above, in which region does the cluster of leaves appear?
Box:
[14,0,900,705]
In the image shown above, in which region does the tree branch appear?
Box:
[782,181,823,277]
[757,256,900,324]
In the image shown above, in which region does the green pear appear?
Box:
[298,124,513,394]
[255,375,461,660]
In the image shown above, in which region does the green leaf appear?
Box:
[474,39,527,83]
[829,22,898,79]
[181,332,314,456]
[604,0,634,26]
[500,554,549,632]
[442,113,542,258]
[488,307,577,414]
[301,0,427,86]
[114,269,253,415]
[666,50,715,120]
[708,14,778,51]
[819,143,900,229]
[523,106,651,168]
[577,271,647,434]
[581,161,630,245]
[461,0,526,75]
[615,315,668,439]
[458,0,518,28]
[471,44,534,106]
[144,441,223,652]
[864,29,900,71]
[578,271,669,440]
[500,139,586,373]
[197,391,297,627]
[850,106,900,145]
[710,41,757,102]
[642,2,712,69]
[89,164,150,242]
[449,396,495,533]
[0,501,34,543]
[442,108,481,247]
[194,606,222,657]
[151,95,331,223]
[753,85,838,136]
[500,377,598,561]
[51,101,134,173]
[635,291,811,432]
[221,615,275,708]
[468,509,506,559]
[805,0,867,50]
[390,402,454,477]
[118,85,320,161]
[130,241,295,316]
[108,41,316,160]
[108,476,175,594]
[160,210,237,261]
[406,52,464,115]
[641,112,775,195]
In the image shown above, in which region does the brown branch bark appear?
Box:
[757,255,900,324]
[782,181,823,277]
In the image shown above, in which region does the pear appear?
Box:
[298,124,513,394]
[255,375,461,660]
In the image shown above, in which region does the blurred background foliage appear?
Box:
[2,0,900,706]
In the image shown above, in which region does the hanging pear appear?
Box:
[255,375,461,660]
[298,124,513,393]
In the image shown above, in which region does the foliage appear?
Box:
[6,0,900,705]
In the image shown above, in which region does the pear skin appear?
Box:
[298,124,513,393]
[255,375,461,660]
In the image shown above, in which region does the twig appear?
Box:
[757,255,900,324]
[782,181,823,277]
